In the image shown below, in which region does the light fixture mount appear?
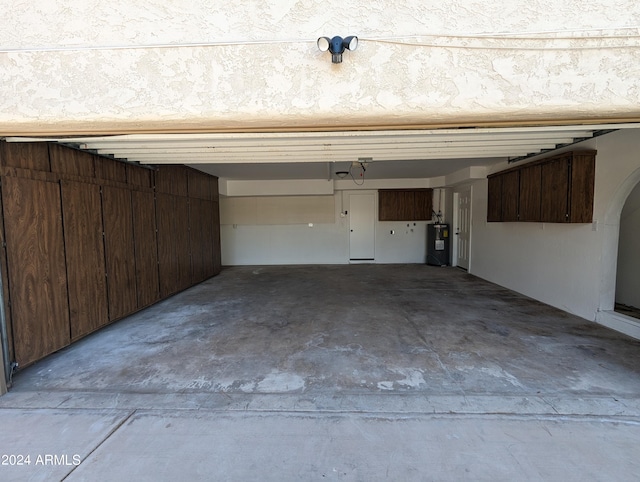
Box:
[317,35,358,63]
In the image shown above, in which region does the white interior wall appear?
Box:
[375,221,429,264]
[221,189,434,265]
[220,192,347,265]
[615,182,640,308]
[470,129,640,321]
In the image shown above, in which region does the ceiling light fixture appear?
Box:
[335,170,349,178]
[317,35,358,63]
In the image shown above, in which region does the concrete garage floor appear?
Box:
[1,265,640,481]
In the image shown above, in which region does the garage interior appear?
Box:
[1,125,638,377]
[1,127,640,478]
[3,1,640,477]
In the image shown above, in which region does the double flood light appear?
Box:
[317,35,358,63]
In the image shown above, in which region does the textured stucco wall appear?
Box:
[2,1,640,133]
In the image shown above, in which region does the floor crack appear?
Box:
[61,409,137,481]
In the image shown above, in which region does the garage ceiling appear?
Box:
[6,124,634,180]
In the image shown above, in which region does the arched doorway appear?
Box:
[615,181,640,318]
[597,168,640,339]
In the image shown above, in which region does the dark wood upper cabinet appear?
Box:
[413,190,433,220]
[487,150,596,224]
[49,144,95,177]
[188,168,211,200]
[541,156,570,223]
[156,165,188,196]
[519,164,542,222]
[379,189,433,221]
[501,171,520,222]
[127,163,153,189]
[379,190,402,221]
[95,156,127,183]
[0,142,50,172]
[568,151,596,223]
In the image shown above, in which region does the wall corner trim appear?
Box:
[595,311,640,341]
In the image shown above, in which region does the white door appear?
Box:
[455,189,471,270]
[349,193,375,260]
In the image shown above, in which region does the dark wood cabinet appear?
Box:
[61,181,109,340]
[413,190,433,220]
[379,190,403,221]
[102,186,138,321]
[0,140,221,368]
[568,151,596,223]
[0,142,50,171]
[2,176,70,366]
[50,144,95,177]
[501,171,520,222]
[156,193,179,298]
[541,156,570,222]
[379,189,433,221]
[486,170,519,222]
[487,150,596,224]
[132,190,160,309]
[519,164,542,222]
[174,196,192,293]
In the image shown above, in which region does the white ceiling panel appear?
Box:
[5,124,635,180]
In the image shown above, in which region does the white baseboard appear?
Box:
[596,310,640,340]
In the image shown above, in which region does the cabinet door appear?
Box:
[132,190,160,308]
[541,156,570,223]
[2,176,70,366]
[156,193,178,297]
[61,181,109,340]
[487,175,502,222]
[157,194,192,296]
[0,142,50,171]
[413,190,433,221]
[49,144,94,177]
[189,198,206,284]
[501,171,520,221]
[379,190,401,221]
[199,199,215,279]
[102,186,137,320]
[518,164,542,222]
[378,189,434,221]
[569,153,596,223]
[174,196,192,292]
